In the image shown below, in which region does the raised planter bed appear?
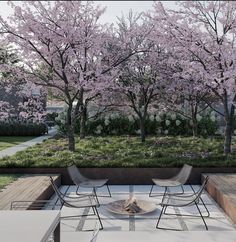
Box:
[202,173,236,224]
[1,167,236,185]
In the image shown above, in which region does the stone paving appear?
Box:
[0,127,57,158]
[46,185,236,234]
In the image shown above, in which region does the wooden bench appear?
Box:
[202,173,236,224]
[0,174,61,210]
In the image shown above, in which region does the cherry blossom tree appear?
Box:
[77,11,152,139]
[0,1,148,151]
[158,54,213,137]
[112,16,165,142]
[149,1,236,155]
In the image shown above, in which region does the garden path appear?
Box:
[0,174,60,210]
[0,127,57,158]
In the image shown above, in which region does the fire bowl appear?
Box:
[106,199,157,215]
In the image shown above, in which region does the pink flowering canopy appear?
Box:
[0,1,149,109]
[149,1,236,103]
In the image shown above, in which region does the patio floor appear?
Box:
[45,185,236,234]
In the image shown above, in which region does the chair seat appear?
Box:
[161,193,198,207]
[152,178,181,187]
[80,179,108,188]
[64,195,98,208]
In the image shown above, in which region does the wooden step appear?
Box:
[202,173,236,224]
[0,174,61,210]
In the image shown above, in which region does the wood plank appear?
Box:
[202,173,236,224]
[0,174,61,210]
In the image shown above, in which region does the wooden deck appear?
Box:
[0,174,61,210]
[202,173,236,224]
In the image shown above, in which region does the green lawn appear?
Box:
[0,174,20,190]
[0,136,36,151]
[0,136,235,168]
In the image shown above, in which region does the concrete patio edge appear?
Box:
[1,167,236,185]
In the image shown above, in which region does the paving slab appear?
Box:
[47,185,235,233]
[61,231,236,242]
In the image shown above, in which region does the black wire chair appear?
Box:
[149,164,193,200]
[49,176,103,231]
[156,176,210,231]
[67,165,112,206]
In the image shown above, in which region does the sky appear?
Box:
[0,1,178,24]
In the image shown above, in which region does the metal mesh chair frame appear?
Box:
[49,176,103,230]
[149,164,193,198]
[68,165,112,206]
[156,176,210,231]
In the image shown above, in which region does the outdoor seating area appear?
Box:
[3,168,235,241]
[48,183,234,232]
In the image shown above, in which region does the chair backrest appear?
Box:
[174,164,193,184]
[67,165,88,185]
[187,176,209,205]
[49,176,66,205]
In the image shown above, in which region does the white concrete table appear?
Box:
[0,210,60,242]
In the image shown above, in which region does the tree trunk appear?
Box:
[80,106,86,139]
[191,101,198,137]
[222,91,235,155]
[192,116,198,137]
[68,125,75,151]
[140,117,146,142]
[224,105,235,155]
[67,104,75,152]
[224,120,233,155]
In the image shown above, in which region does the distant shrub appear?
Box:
[0,122,48,136]
[55,109,218,137]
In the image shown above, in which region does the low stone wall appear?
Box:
[1,167,236,185]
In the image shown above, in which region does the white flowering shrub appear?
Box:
[170,113,176,120]
[176,120,181,126]
[196,114,202,121]
[165,119,171,126]
[155,115,162,122]
[55,109,219,137]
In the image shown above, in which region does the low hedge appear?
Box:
[56,112,218,137]
[0,122,48,136]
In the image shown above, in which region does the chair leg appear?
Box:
[106,185,112,197]
[149,185,185,197]
[195,201,208,230]
[93,185,112,198]
[199,197,210,217]
[149,184,154,197]
[156,205,165,229]
[93,188,100,207]
[94,206,103,230]
[161,187,167,204]
[190,185,210,218]
[156,205,181,231]
[77,185,112,198]
[76,186,92,197]
[180,185,184,195]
